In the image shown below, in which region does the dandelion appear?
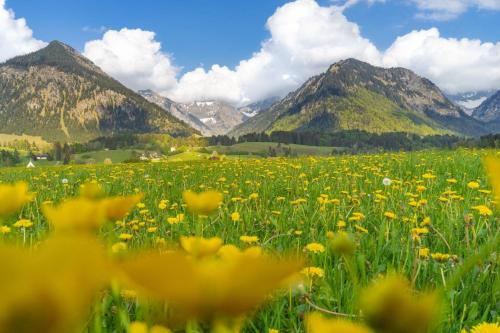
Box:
[119,233,133,241]
[13,219,33,228]
[306,313,373,333]
[240,235,259,244]
[0,225,11,234]
[419,247,430,259]
[111,242,127,254]
[102,194,143,220]
[485,158,500,209]
[470,322,500,333]
[118,251,301,319]
[43,198,106,232]
[384,211,396,219]
[180,236,223,258]
[183,190,223,215]
[0,182,34,217]
[305,242,325,254]
[360,274,439,333]
[472,205,493,216]
[231,212,241,222]
[301,267,325,279]
[330,232,356,256]
[382,178,392,186]
[467,181,480,189]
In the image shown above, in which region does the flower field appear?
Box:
[0,149,499,333]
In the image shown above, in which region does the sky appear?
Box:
[1,0,500,106]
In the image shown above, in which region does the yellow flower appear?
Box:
[305,242,325,254]
[231,212,241,222]
[249,193,259,200]
[467,181,480,189]
[301,267,325,279]
[0,225,11,234]
[485,157,500,209]
[119,233,133,241]
[240,235,259,244]
[306,312,373,333]
[472,205,493,216]
[129,322,172,333]
[431,252,452,262]
[330,232,356,256]
[180,236,223,258]
[42,198,106,232]
[167,214,184,225]
[360,274,439,333]
[0,234,110,333]
[384,211,396,219]
[118,251,301,319]
[183,190,223,215]
[79,182,104,199]
[13,219,33,228]
[471,322,500,333]
[269,329,279,333]
[111,242,128,254]
[102,194,143,220]
[418,247,430,259]
[0,182,33,217]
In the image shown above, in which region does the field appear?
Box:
[209,142,341,156]
[0,149,499,332]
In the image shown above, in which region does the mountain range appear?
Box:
[230,59,493,137]
[0,41,499,142]
[0,41,195,142]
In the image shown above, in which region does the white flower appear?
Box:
[382,178,392,186]
[61,178,69,184]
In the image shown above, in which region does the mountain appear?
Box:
[179,101,246,135]
[0,41,196,142]
[230,59,488,138]
[139,90,246,136]
[473,90,500,130]
[448,90,496,115]
[238,96,281,118]
[138,90,212,136]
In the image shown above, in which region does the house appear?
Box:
[35,154,50,161]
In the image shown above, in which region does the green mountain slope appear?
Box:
[230,59,488,137]
[0,41,196,142]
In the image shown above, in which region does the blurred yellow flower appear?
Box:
[42,198,106,232]
[129,321,172,333]
[183,190,223,215]
[306,312,373,333]
[231,212,241,222]
[360,274,439,333]
[102,194,143,220]
[384,211,396,219]
[467,181,480,189]
[180,236,223,258]
[118,251,301,319]
[301,267,324,279]
[0,182,33,217]
[485,157,500,209]
[79,182,104,199]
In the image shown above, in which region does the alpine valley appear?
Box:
[1,42,499,142]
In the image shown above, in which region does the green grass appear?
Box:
[0,149,498,332]
[209,142,340,156]
[73,149,140,164]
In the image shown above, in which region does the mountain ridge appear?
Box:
[230,58,489,138]
[0,41,196,142]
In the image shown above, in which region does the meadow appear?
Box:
[0,149,499,333]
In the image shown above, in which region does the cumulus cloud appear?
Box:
[411,0,500,20]
[171,0,381,105]
[0,0,46,62]
[83,28,179,95]
[82,0,500,105]
[383,28,500,93]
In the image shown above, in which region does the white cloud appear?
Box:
[383,28,500,93]
[76,0,500,105]
[83,28,179,95]
[0,0,46,62]
[411,0,500,20]
[170,0,381,105]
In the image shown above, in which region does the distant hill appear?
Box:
[139,90,247,136]
[0,41,196,142]
[230,58,489,138]
[473,90,500,131]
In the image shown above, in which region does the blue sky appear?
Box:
[2,0,500,105]
[8,0,500,73]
